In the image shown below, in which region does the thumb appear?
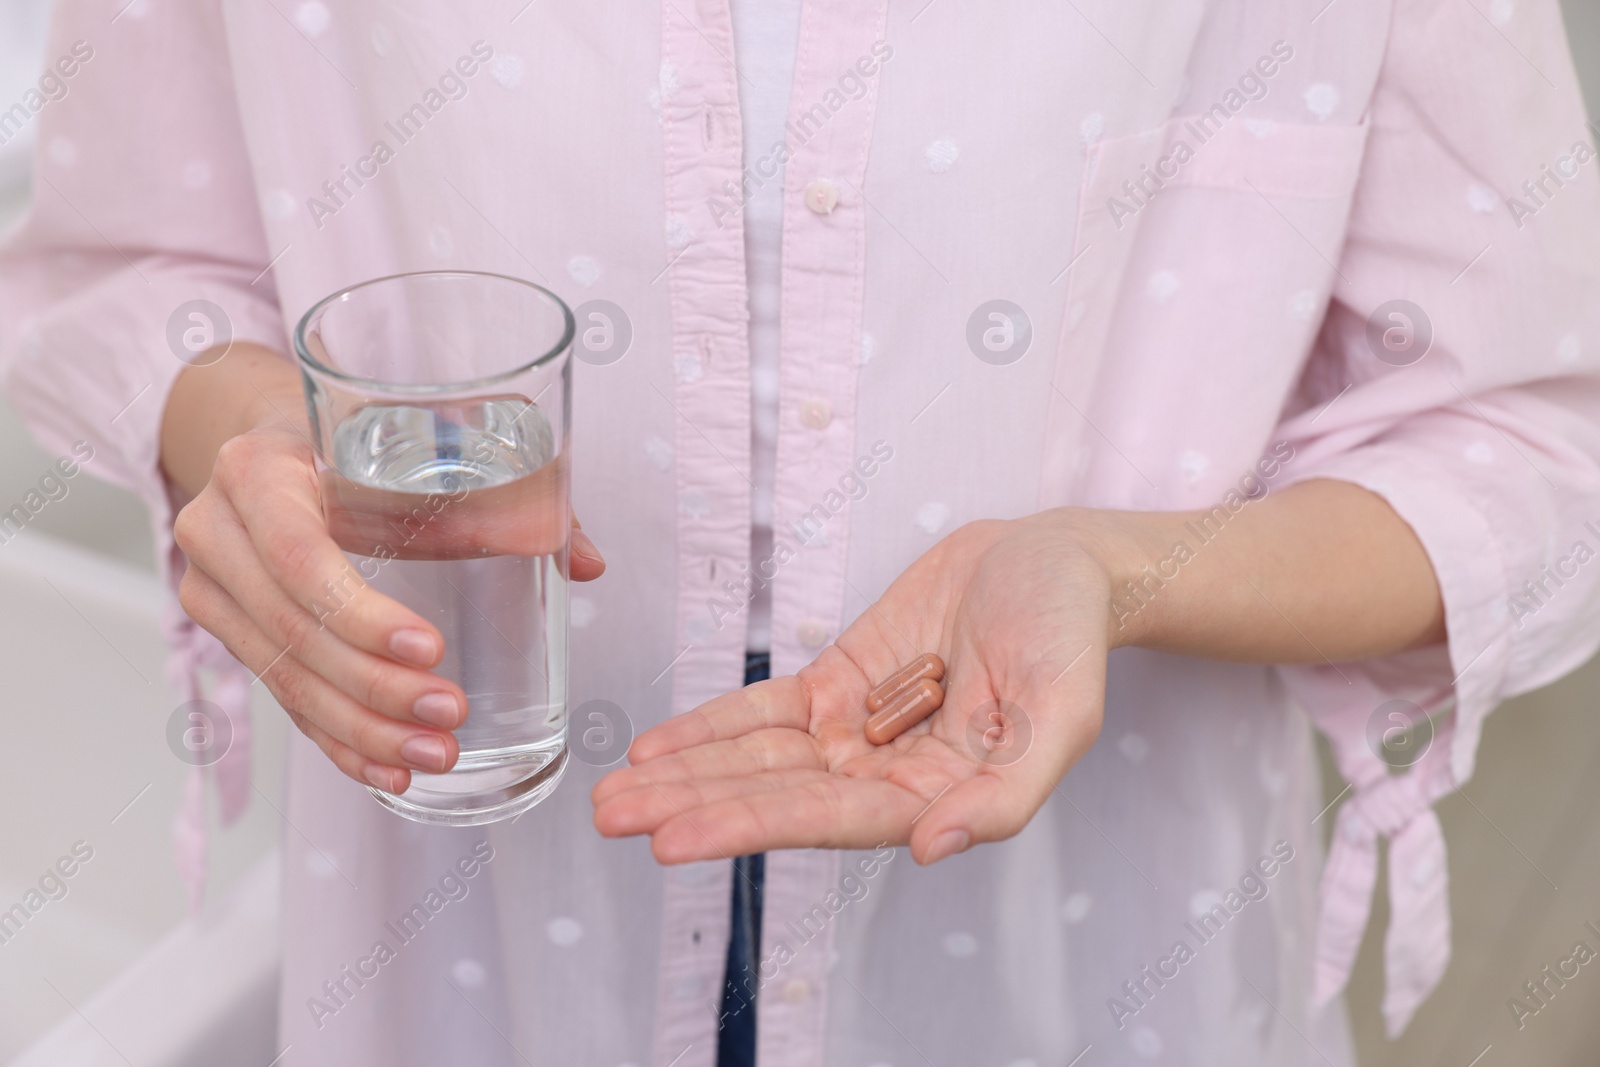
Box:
[909,642,1106,863]
[571,516,606,580]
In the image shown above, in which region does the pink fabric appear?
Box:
[4,0,1600,1063]
[1288,664,1461,1036]
[163,598,254,911]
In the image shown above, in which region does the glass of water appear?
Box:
[293,271,574,826]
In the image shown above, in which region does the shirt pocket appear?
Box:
[1049,116,1371,507]
[1066,114,1370,338]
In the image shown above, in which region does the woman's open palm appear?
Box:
[592,516,1114,865]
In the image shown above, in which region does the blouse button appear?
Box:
[800,398,833,429]
[782,978,812,1002]
[797,621,829,649]
[803,179,840,215]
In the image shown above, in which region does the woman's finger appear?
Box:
[570,514,605,582]
[593,765,827,837]
[627,675,812,763]
[205,431,445,668]
[267,652,459,776]
[907,636,1107,863]
[646,775,932,863]
[179,565,459,775]
[593,726,824,806]
[901,771,1030,864]
[320,450,569,561]
[180,499,467,728]
[288,704,411,794]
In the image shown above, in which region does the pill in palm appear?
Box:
[863,677,945,745]
[865,652,946,712]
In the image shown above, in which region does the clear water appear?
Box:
[322,398,568,818]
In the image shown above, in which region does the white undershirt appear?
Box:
[730,0,802,653]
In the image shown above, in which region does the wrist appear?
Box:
[161,343,302,498]
[233,347,306,435]
[239,376,307,437]
[1024,506,1183,652]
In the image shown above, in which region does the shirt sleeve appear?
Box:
[1275,0,1600,781]
[0,0,290,573]
[0,0,288,908]
[1269,0,1600,1035]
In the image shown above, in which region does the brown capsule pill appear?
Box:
[863,677,945,745]
[865,652,946,712]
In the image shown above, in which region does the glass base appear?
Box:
[369,744,569,826]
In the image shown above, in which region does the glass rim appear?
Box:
[292,270,576,395]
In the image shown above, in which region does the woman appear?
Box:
[4,0,1599,1064]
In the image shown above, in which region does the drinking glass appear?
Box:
[294,271,574,825]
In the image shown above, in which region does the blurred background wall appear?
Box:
[1,1,1598,1064]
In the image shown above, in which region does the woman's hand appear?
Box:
[163,344,604,794]
[592,515,1115,865]
[592,479,1446,865]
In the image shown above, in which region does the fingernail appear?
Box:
[924,828,970,863]
[571,529,604,565]
[364,765,397,792]
[389,628,438,666]
[400,734,449,773]
[412,692,461,729]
